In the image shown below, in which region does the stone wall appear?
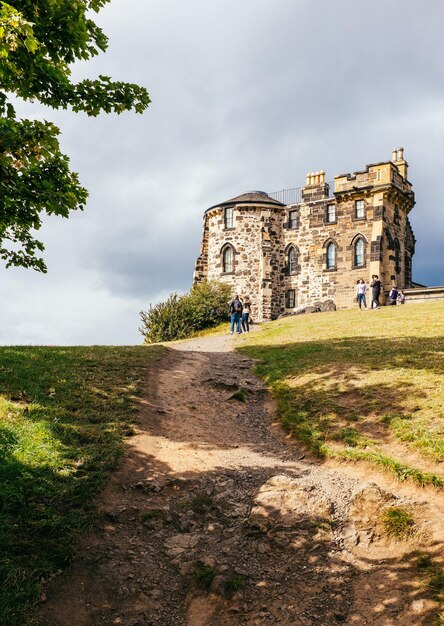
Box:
[404,286,444,303]
[200,204,284,322]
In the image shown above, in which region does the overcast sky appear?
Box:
[1,0,443,345]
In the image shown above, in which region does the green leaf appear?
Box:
[0,0,149,271]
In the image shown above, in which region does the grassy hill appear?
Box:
[1,302,442,624]
[240,301,444,486]
[0,345,163,625]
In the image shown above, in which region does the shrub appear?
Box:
[140,281,232,343]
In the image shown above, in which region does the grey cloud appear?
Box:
[1,0,443,344]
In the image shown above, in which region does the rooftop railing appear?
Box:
[269,181,335,205]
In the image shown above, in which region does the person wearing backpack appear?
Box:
[389,285,398,305]
[229,295,243,334]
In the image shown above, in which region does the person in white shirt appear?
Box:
[356,278,368,309]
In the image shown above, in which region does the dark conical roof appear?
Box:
[208,190,284,211]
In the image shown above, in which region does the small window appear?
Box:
[288,247,297,273]
[222,246,233,273]
[326,242,336,269]
[326,204,336,223]
[355,200,365,219]
[394,204,400,224]
[354,239,365,267]
[285,289,296,308]
[394,238,401,273]
[288,210,298,229]
[224,207,234,229]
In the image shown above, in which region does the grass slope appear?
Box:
[240,302,444,486]
[0,345,163,626]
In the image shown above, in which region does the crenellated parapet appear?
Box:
[334,150,414,209]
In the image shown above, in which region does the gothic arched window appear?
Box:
[354,238,365,267]
[222,245,234,273]
[288,246,297,274]
[326,242,336,269]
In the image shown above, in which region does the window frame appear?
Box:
[394,238,401,273]
[288,246,297,274]
[285,289,296,308]
[355,199,365,220]
[326,242,336,270]
[288,209,298,229]
[224,206,234,229]
[221,244,234,274]
[354,238,365,268]
[326,203,337,223]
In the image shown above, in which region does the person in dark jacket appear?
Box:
[370,275,382,309]
[389,286,398,305]
[229,295,243,334]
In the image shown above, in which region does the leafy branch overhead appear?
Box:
[0,0,151,271]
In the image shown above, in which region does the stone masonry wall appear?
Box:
[282,195,376,310]
[203,204,273,322]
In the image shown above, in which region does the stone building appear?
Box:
[193,149,416,321]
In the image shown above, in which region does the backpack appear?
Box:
[233,299,241,312]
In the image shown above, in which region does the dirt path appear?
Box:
[37,332,443,626]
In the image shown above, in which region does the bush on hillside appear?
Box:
[140,281,232,343]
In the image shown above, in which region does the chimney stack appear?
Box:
[305,171,326,186]
[302,170,328,201]
[392,147,408,179]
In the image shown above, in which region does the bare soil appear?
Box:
[36,331,444,626]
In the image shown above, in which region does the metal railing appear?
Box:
[269,181,335,205]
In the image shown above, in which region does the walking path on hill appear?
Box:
[37,331,443,626]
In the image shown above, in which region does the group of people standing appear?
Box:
[228,278,406,333]
[229,295,252,334]
[355,275,405,310]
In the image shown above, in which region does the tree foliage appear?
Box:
[0,1,150,271]
[140,281,233,343]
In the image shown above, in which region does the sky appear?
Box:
[1,0,444,345]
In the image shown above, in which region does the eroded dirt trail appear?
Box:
[38,333,443,626]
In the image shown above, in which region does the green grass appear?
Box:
[239,302,444,486]
[189,321,229,338]
[416,552,444,624]
[141,509,165,521]
[382,507,416,539]
[230,389,248,402]
[0,345,163,626]
[194,565,216,589]
[224,575,247,596]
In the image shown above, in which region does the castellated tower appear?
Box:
[194,150,416,321]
